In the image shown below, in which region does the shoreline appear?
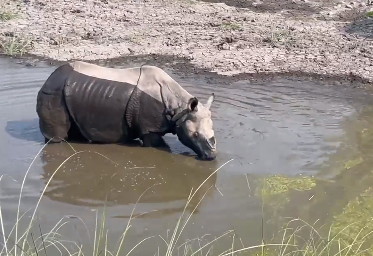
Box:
[2,53,372,89]
[1,0,373,85]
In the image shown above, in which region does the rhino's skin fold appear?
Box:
[36,61,217,160]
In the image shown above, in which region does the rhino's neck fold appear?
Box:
[167,106,189,135]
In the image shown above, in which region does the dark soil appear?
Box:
[345,16,373,38]
[199,0,370,22]
[6,53,372,90]
[199,0,320,17]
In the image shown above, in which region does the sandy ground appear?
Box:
[1,0,373,82]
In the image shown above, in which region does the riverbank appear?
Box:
[1,0,373,83]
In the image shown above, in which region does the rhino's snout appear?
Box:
[199,149,217,161]
[198,136,217,161]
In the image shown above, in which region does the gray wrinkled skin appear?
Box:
[36,61,218,161]
[172,95,217,161]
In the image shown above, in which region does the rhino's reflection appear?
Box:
[39,142,218,217]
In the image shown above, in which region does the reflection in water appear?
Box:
[5,118,44,143]
[255,105,373,255]
[299,105,373,224]
[4,57,373,255]
[40,142,218,217]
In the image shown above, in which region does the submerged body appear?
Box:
[36,61,217,160]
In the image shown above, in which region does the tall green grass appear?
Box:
[0,138,372,256]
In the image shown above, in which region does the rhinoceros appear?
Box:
[36,61,217,160]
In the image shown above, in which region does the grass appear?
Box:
[0,139,373,256]
[219,21,241,31]
[0,10,17,22]
[256,218,373,256]
[125,33,144,46]
[365,10,373,17]
[262,26,296,48]
[0,6,31,57]
[249,176,373,256]
[0,34,32,56]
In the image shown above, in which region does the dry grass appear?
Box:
[0,9,17,21]
[0,34,32,56]
[261,26,296,48]
[219,21,241,31]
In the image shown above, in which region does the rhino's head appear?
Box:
[172,93,217,161]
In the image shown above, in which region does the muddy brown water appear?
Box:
[1,56,373,255]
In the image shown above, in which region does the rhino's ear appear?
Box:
[187,97,199,112]
[171,108,188,122]
[205,93,215,110]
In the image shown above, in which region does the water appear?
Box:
[1,57,373,255]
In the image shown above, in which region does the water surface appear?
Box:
[1,57,373,255]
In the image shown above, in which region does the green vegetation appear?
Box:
[250,173,373,256]
[0,34,32,56]
[365,10,373,17]
[250,106,373,255]
[0,10,17,21]
[331,187,373,255]
[256,175,316,217]
[343,157,363,170]
[0,6,30,56]
[259,175,316,198]
[262,218,373,256]
[262,28,296,48]
[220,21,241,31]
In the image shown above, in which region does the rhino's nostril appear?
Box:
[208,136,216,148]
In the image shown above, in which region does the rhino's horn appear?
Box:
[205,93,215,110]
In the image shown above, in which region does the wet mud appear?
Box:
[345,16,373,39]
[198,0,368,22]
[9,53,373,88]
[2,56,373,255]
[199,0,320,17]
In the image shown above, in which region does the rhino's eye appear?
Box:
[193,132,199,138]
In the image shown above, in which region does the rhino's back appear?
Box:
[64,69,136,143]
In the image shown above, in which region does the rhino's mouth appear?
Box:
[197,150,217,161]
[193,143,216,161]
[176,130,216,161]
[178,137,206,160]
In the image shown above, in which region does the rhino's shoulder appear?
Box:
[68,61,141,86]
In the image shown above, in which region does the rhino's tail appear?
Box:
[36,63,78,143]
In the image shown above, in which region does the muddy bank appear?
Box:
[6,53,373,89]
[1,0,373,83]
